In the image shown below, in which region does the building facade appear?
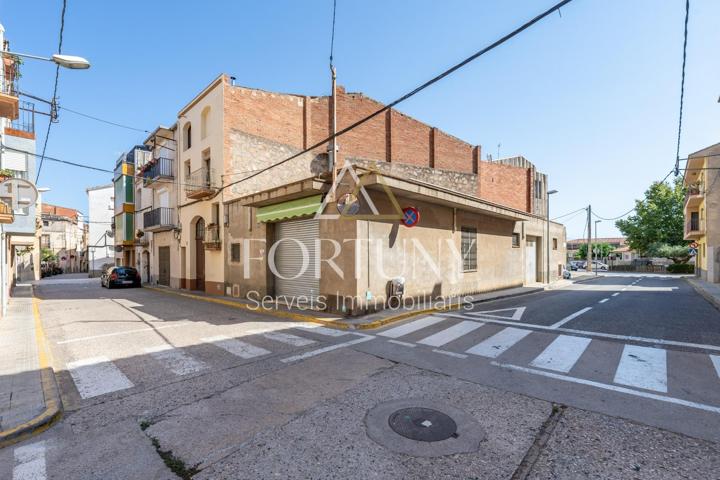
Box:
[40,204,86,273]
[87,184,114,275]
[684,142,720,283]
[114,74,566,314]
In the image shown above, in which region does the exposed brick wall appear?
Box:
[221,76,534,213]
[478,162,529,212]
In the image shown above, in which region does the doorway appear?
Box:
[195,218,205,291]
[158,247,170,286]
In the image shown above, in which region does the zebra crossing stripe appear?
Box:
[145,345,208,376]
[417,320,483,347]
[465,327,532,358]
[261,331,316,347]
[530,335,592,373]
[67,356,134,399]
[202,335,271,359]
[710,355,720,378]
[614,345,667,393]
[378,315,445,339]
[13,441,46,480]
[296,324,348,337]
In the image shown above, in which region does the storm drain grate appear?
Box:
[388,407,458,442]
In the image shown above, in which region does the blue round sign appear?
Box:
[402,206,420,228]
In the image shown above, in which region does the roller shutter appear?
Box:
[274,218,320,299]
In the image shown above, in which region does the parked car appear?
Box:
[569,261,582,271]
[562,267,572,279]
[101,266,141,288]
[589,260,609,271]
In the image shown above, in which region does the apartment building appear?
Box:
[87,184,114,275]
[40,204,86,273]
[684,142,720,283]
[0,24,41,315]
[115,74,566,314]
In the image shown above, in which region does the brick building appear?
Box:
[117,74,566,314]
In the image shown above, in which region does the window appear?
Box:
[201,106,210,139]
[461,227,477,272]
[184,160,191,179]
[231,243,241,263]
[552,238,558,250]
[512,233,520,248]
[183,122,192,150]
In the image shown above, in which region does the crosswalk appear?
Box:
[377,314,720,398]
[63,324,348,400]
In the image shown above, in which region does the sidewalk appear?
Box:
[686,276,720,310]
[0,284,61,447]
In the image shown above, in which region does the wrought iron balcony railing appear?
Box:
[143,157,174,183]
[186,167,218,199]
[143,207,175,232]
[203,223,221,249]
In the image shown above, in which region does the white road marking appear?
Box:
[491,361,720,415]
[67,356,134,399]
[281,335,374,363]
[432,349,468,359]
[145,345,208,376]
[378,315,445,339]
[295,324,348,337]
[530,335,592,373]
[260,331,316,347]
[622,288,627,291]
[14,441,46,480]
[466,327,532,358]
[387,339,416,348]
[599,298,609,304]
[440,312,720,353]
[614,345,667,393]
[466,307,526,321]
[57,323,189,344]
[203,335,271,359]
[549,307,593,329]
[612,293,620,297]
[417,320,483,347]
[710,355,720,378]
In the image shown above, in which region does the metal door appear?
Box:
[195,219,205,291]
[158,246,170,286]
[274,218,319,300]
[525,237,537,284]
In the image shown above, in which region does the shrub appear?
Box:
[666,263,694,274]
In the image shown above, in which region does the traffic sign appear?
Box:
[689,247,698,256]
[402,206,420,228]
[689,241,698,249]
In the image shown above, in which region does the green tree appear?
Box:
[615,177,686,256]
[41,248,57,262]
[574,242,613,260]
[647,242,692,264]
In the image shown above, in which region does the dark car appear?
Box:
[101,266,141,288]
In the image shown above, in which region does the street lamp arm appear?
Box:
[4,50,90,69]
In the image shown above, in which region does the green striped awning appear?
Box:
[256,194,323,223]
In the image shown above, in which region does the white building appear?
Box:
[87,184,114,275]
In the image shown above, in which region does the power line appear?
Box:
[592,207,635,222]
[5,146,112,174]
[59,106,150,133]
[36,0,67,184]
[329,0,337,68]
[674,0,690,177]
[551,207,586,221]
[213,0,575,202]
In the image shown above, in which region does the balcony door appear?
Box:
[195,218,205,291]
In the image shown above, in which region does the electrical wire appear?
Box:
[329,0,337,68]
[674,0,690,176]
[59,106,150,133]
[551,206,586,221]
[36,0,67,183]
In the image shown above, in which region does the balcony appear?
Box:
[142,157,174,186]
[203,223,221,250]
[0,57,19,119]
[186,167,218,199]
[684,185,703,210]
[5,101,35,139]
[684,216,705,240]
[143,207,175,232]
[0,201,14,224]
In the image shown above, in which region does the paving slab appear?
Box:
[196,361,552,480]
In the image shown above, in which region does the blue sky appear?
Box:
[1,0,718,239]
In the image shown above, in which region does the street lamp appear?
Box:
[594,219,601,275]
[546,189,558,284]
[5,51,91,69]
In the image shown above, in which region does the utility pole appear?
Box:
[594,220,602,276]
[328,65,338,201]
[586,205,592,274]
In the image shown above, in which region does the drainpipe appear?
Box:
[329,66,338,201]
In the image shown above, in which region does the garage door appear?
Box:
[274,218,319,299]
[158,246,170,286]
[525,238,537,284]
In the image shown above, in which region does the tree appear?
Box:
[615,177,686,256]
[41,248,57,263]
[647,242,692,264]
[574,242,613,260]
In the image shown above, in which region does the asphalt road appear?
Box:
[2,274,719,480]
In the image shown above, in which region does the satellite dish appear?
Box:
[336,193,360,216]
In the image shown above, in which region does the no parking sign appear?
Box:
[402,207,420,228]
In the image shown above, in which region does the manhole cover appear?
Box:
[388,407,457,442]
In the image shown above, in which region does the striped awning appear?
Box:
[255,194,323,223]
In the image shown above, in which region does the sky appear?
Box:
[1,0,718,240]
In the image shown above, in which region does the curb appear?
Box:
[684,277,720,311]
[0,294,63,449]
[145,284,547,332]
